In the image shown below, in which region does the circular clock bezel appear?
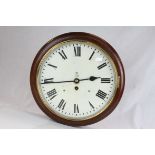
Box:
[30,32,125,126]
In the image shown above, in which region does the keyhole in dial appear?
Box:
[75,86,79,90]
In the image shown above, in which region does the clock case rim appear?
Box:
[30,32,125,126]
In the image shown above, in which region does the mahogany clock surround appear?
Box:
[30,32,125,126]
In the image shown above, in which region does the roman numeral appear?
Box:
[43,78,54,83]
[97,63,107,70]
[101,78,111,83]
[89,101,94,109]
[59,50,67,60]
[89,51,95,60]
[47,89,57,100]
[58,99,66,110]
[96,90,107,100]
[74,104,79,113]
[74,46,81,56]
[48,64,57,68]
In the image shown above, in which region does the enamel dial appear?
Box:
[37,41,117,120]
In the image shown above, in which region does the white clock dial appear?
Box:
[37,41,118,120]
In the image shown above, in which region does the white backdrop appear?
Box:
[0,26,155,128]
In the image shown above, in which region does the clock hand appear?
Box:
[41,80,74,84]
[41,76,101,84]
[79,76,101,81]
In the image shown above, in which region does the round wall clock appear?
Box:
[30,32,125,126]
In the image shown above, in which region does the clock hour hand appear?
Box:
[89,76,101,81]
[79,76,101,81]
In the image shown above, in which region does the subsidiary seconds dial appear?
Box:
[30,32,125,126]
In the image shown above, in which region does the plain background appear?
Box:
[0,26,155,128]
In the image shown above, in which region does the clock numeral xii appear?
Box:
[74,46,81,56]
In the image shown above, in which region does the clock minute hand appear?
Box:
[41,80,74,84]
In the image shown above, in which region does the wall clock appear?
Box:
[30,32,125,126]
